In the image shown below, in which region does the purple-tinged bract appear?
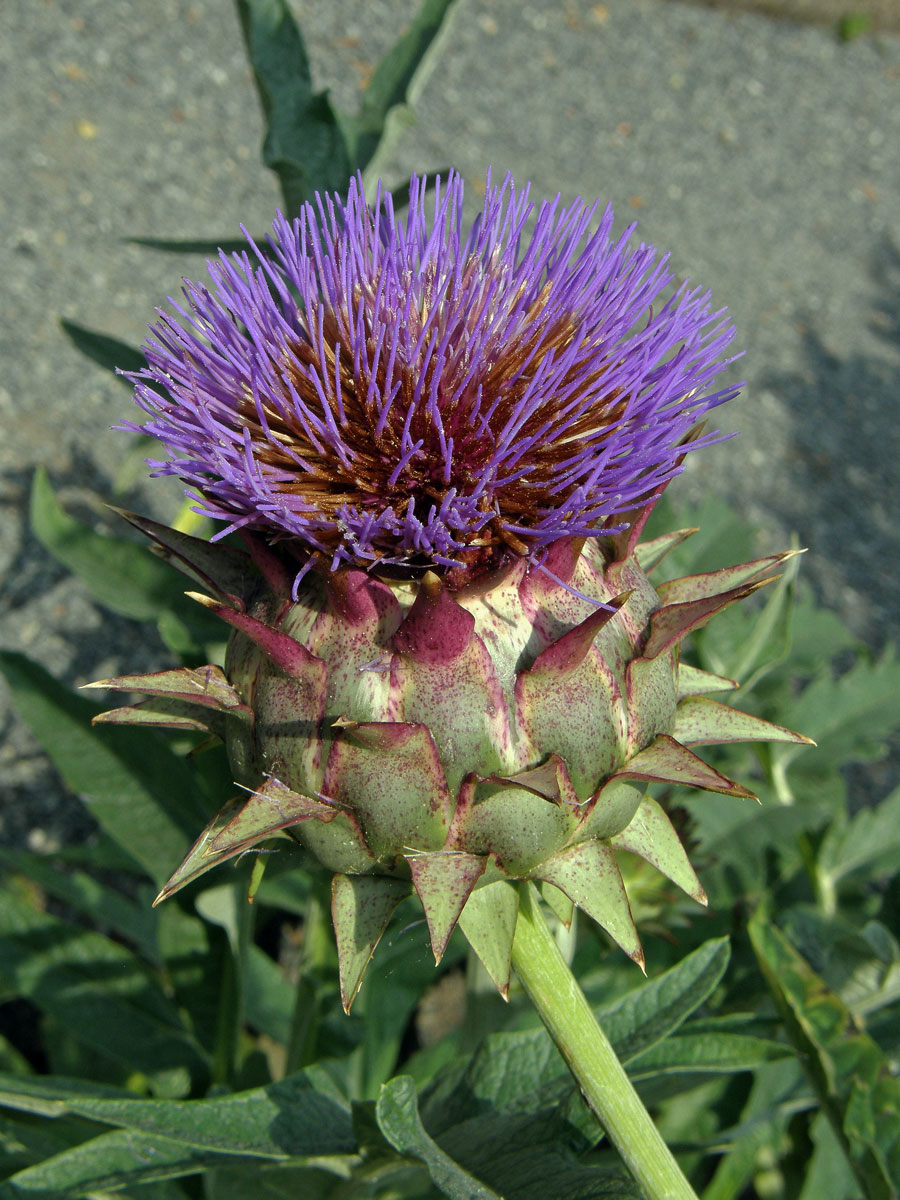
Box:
[97,172,812,1010]
[128,171,739,581]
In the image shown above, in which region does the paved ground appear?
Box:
[1,0,898,848]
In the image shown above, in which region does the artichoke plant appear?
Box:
[91,172,808,1010]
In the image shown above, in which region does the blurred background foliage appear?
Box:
[1,2,899,1197]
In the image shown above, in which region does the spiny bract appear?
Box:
[91,172,809,1009]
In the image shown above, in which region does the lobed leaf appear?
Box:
[235,0,351,213]
[818,784,900,894]
[771,647,900,776]
[346,0,458,176]
[749,913,900,1199]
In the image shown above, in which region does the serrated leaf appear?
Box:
[819,785,900,892]
[0,1069,355,1160]
[376,1075,501,1200]
[59,318,145,379]
[772,648,900,776]
[0,651,210,887]
[749,913,900,1199]
[235,0,352,212]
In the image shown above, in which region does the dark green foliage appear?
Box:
[5,475,899,1199]
[9,3,900,1196]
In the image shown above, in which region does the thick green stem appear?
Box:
[510,884,699,1200]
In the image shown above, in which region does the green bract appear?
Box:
[91,504,810,1009]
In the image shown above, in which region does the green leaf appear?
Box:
[749,913,900,1199]
[127,235,261,256]
[627,1030,792,1081]
[424,937,731,1135]
[687,792,833,902]
[818,785,900,893]
[244,945,296,1046]
[346,0,458,175]
[772,647,900,777]
[799,1112,864,1200]
[353,906,460,1099]
[59,319,145,379]
[1,1127,234,1198]
[643,496,758,579]
[0,1039,31,1079]
[700,1059,806,1200]
[0,890,208,1094]
[376,1076,500,1200]
[719,544,801,691]
[436,1111,642,1199]
[785,587,858,673]
[0,1111,104,1178]
[0,650,209,886]
[235,0,352,212]
[206,1161,353,1200]
[600,935,731,1063]
[0,850,160,966]
[779,910,900,1019]
[30,468,187,622]
[0,1069,356,1160]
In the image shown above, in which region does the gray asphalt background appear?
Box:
[1,0,898,849]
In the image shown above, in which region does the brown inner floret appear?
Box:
[236,294,629,569]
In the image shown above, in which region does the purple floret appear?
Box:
[125,170,741,578]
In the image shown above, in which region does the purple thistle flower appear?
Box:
[127,171,741,582]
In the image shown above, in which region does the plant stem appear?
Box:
[510,884,699,1200]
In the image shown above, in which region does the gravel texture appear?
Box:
[1,0,898,849]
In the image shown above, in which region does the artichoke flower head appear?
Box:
[92,173,810,1008]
